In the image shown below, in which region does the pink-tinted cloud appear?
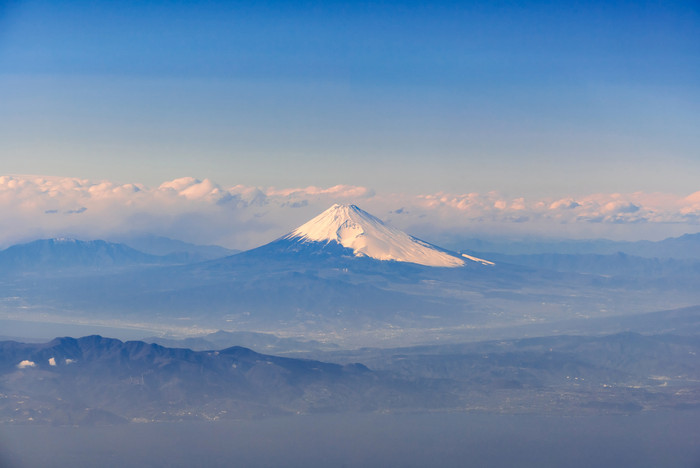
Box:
[0,175,698,249]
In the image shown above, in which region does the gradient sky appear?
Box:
[1,0,698,198]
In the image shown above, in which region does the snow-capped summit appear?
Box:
[284,204,467,268]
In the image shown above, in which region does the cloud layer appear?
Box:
[1,175,699,249]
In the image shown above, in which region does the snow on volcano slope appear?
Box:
[284,204,467,268]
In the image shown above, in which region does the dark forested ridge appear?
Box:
[2,331,698,425]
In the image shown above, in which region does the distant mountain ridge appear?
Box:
[0,237,239,275]
[0,238,172,273]
[110,234,239,261]
[457,232,700,259]
[144,330,339,353]
[463,250,700,278]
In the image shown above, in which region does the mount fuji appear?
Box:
[283,204,465,267]
[240,204,491,268]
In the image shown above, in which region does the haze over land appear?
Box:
[1,203,699,345]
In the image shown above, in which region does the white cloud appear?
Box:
[17,360,36,369]
[0,174,699,249]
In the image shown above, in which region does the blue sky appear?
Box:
[1,0,698,199]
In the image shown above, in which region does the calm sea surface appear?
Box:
[2,411,699,467]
